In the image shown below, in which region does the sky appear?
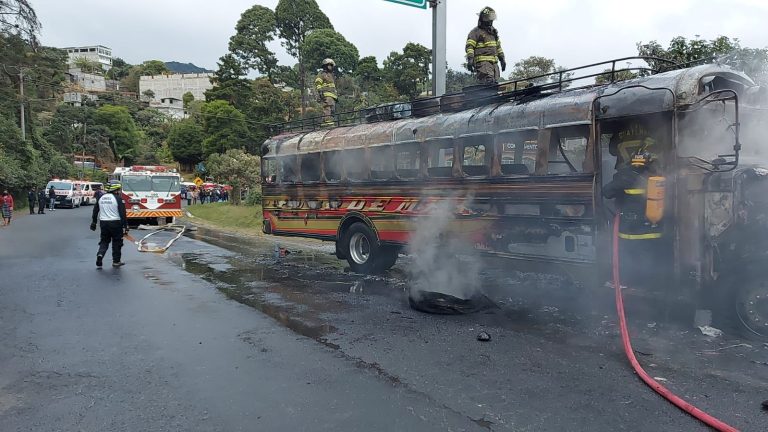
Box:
[32,0,768,74]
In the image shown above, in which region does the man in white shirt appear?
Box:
[90,181,129,268]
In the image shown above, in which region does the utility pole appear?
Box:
[431,0,446,97]
[19,67,25,141]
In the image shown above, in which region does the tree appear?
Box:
[301,29,359,75]
[246,78,299,152]
[142,89,155,101]
[141,60,170,75]
[73,57,103,74]
[0,0,40,46]
[167,118,204,166]
[355,56,381,90]
[92,105,140,164]
[204,149,260,205]
[509,56,572,87]
[200,100,249,157]
[637,35,768,84]
[228,4,278,80]
[274,0,333,113]
[205,54,252,110]
[182,91,194,109]
[105,57,131,81]
[446,68,476,93]
[595,68,639,85]
[120,60,171,93]
[383,43,431,100]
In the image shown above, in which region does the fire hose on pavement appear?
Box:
[612,214,738,432]
[129,224,186,253]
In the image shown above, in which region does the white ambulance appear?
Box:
[45,179,83,209]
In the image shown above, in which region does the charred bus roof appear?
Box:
[263,62,756,158]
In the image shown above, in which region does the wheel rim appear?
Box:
[737,284,768,337]
[349,232,370,265]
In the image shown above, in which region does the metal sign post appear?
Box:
[431,0,446,96]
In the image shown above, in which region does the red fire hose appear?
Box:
[612,214,738,432]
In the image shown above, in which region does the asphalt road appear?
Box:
[1,207,767,431]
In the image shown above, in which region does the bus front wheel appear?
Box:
[342,222,388,274]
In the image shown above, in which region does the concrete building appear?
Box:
[68,69,107,92]
[63,45,112,70]
[150,97,185,119]
[139,73,213,104]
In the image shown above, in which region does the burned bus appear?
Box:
[260,59,768,336]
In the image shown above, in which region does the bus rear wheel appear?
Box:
[341,222,395,274]
[735,277,768,340]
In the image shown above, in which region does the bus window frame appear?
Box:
[344,148,370,182]
[299,153,322,183]
[546,125,591,175]
[426,137,458,178]
[497,129,539,176]
[277,155,298,184]
[370,145,396,180]
[262,157,278,184]
[459,134,493,178]
[394,142,422,180]
[323,150,344,183]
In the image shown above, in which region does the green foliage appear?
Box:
[120,60,171,93]
[72,57,103,74]
[383,43,431,100]
[92,105,140,164]
[509,56,572,87]
[637,35,768,84]
[446,68,477,93]
[204,149,261,205]
[168,118,204,164]
[247,78,298,152]
[301,29,359,75]
[355,56,381,90]
[182,91,194,108]
[0,0,41,46]
[229,5,278,79]
[201,100,249,157]
[105,57,131,80]
[205,54,252,109]
[274,0,333,58]
[595,68,639,85]
[244,188,262,206]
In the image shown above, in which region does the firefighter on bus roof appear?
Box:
[315,58,337,127]
[465,7,506,84]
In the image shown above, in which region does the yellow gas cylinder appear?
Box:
[645,176,665,224]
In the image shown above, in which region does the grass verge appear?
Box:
[185,203,263,232]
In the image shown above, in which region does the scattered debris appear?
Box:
[698,325,724,338]
[634,350,653,357]
[751,360,768,367]
[477,331,492,342]
[653,377,668,382]
[540,306,559,313]
[408,289,495,315]
[702,343,752,353]
[647,322,657,329]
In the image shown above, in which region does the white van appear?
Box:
[45,179,83,209]
[80,182,103,205]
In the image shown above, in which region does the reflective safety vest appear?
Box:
[315,71,337,100]
[466,26,504,65]
[603,166,663,240]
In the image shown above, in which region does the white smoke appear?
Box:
[406,195,482,301]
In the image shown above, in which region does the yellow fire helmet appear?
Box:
[322,58,335,67]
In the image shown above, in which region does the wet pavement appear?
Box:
[1,208,767,431]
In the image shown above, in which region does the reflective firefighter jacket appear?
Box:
[315,71,337,100]
[602,166,662,240]
[465,26,504,65]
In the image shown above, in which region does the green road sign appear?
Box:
[383,0,427,9]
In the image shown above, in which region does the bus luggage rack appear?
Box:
[270,56,680,135]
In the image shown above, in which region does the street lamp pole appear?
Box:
[431,0,446,97]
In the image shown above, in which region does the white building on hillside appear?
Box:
[139,73,213,104]
[63,45,112,70]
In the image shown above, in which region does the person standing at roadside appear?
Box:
[2,190,14,226]
[37,187,47,214]
[27,187,36,215]
[48,185,56,211]
[90,181,128,268]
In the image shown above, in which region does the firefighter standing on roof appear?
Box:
[466,7,506,84]
[90,181,129,268]
[315,58,337,126]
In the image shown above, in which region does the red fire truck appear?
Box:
[110,165,182,225]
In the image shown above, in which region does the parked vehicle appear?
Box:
[111,166,182,225]
[46,179,83,209]
[80,182,103,205]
